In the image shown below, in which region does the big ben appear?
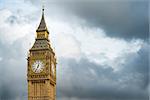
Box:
[27,7,56,100]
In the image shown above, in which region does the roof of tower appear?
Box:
[36,9,48,32]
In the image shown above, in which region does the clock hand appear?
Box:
[37,64,39,68]
[35,64,39,72]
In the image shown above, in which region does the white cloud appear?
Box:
[47,19,82,59]
[0,9,34,44]
[55,33,81,58]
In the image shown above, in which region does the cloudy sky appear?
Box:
[0,0,149,100]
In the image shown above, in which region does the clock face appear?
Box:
[32,60,44,73]
[51,63,55,75]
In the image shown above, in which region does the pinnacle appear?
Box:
[36,10,47,32]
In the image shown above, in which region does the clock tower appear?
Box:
[27,8,56,100]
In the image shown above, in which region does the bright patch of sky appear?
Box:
[0,57,2,61]
[0,0,38,19]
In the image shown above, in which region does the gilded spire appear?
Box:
[36,5,48,32]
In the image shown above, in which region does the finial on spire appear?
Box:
[42,0,45,13]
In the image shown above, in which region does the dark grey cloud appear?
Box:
[122,43,149,89]
[57,43,149,100]
[5,15,18,25]
[59,1,148,39]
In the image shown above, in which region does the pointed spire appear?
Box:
[36,6,48,32]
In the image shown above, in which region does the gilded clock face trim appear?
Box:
[32,60,44,73]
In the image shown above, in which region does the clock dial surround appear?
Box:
[32,60,44,73]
